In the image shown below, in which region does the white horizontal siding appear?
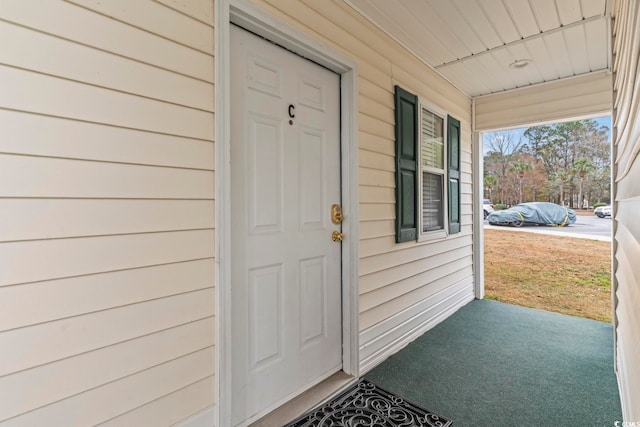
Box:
[0,155,214,199]
[100,377,215,426]
[0,0,213,81]
[0,230,213,286]
[612,0,640,420]
[0,20,213,111]
[0,109,214,169]
[155,0,215,26]
[0,318,214,421]
[359,129,394,156]
[0,0,215,424]
[0,288,213,379]
[66,0,215,55]
[0,66,212,139]
[359,234,473,277]
[360,265,474,331]
[0,260,214,331]
[0,199,214,242]
[360,253,473,313]
[4,0,482,422]
[3,348,215,427]
[360,186,395,204]
[359,277,474,372]
[475,71,612,131]
[254,0,474,373]
[360,242,473,296]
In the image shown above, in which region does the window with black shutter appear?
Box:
[394,85,461,242]
[394,85,418,243]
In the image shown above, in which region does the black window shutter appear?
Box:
[447,115,461,234]
[394,86,418,242]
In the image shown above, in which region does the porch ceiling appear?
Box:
[345,0,611,97]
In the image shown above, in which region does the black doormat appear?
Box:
[284,379,452,426]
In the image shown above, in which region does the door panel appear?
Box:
[299,128,325,229]
[299,255,326,347]
[230,26,342,425]
[248,264,283,369]
[248,115,282,233]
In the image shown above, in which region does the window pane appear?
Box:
[421,109,444,169]
[422,171,444,232]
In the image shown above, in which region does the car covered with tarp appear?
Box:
[487,202,576,227]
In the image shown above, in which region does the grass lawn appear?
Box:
[484,229,612,322]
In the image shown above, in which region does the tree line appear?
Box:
[484,119,610,208]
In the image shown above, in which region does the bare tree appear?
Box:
[484,119,610,207]
[483,130,526,204]
[484,130,526,157]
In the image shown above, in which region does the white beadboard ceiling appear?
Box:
[345,0,610,97]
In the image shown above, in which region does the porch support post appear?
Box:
[472,101,485,299]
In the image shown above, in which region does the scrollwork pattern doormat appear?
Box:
[284,379,453,426]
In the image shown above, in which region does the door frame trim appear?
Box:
[215,1,360,425]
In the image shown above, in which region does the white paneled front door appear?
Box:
[230,26,342,425]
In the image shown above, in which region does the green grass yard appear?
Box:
[484,229,612,322]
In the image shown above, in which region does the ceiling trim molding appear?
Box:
[472,68,611,100]
[435,14,606,70]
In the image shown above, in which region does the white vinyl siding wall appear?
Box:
[474,71,612,132]
[0,0,215,425]
[612,0,640,420]
[2,0,476,421]
[249,0,475,372]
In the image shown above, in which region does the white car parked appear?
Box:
[594,205,612,218]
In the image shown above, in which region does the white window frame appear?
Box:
[418,99,448,242]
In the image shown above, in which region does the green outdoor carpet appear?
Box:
[366,299,622,427]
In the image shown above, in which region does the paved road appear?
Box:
[484,213,612,241]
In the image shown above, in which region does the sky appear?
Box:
[482,115,612,155]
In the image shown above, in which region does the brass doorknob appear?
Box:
[331,231,344,242]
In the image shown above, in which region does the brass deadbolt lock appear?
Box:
[331,204,344,224]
